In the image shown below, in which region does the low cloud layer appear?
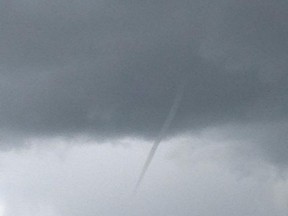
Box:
[0,0,288,171]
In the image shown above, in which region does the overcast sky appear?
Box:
[0,0,288,215]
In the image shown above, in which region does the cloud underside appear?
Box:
[0,0,288,164]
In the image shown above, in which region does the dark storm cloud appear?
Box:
[0,0,288,158]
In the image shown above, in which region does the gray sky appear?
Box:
[0,0,288,215]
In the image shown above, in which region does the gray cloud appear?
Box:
[0,0,288,166]
[213,121,288,168]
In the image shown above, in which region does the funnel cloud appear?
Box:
[134,78,186,193]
